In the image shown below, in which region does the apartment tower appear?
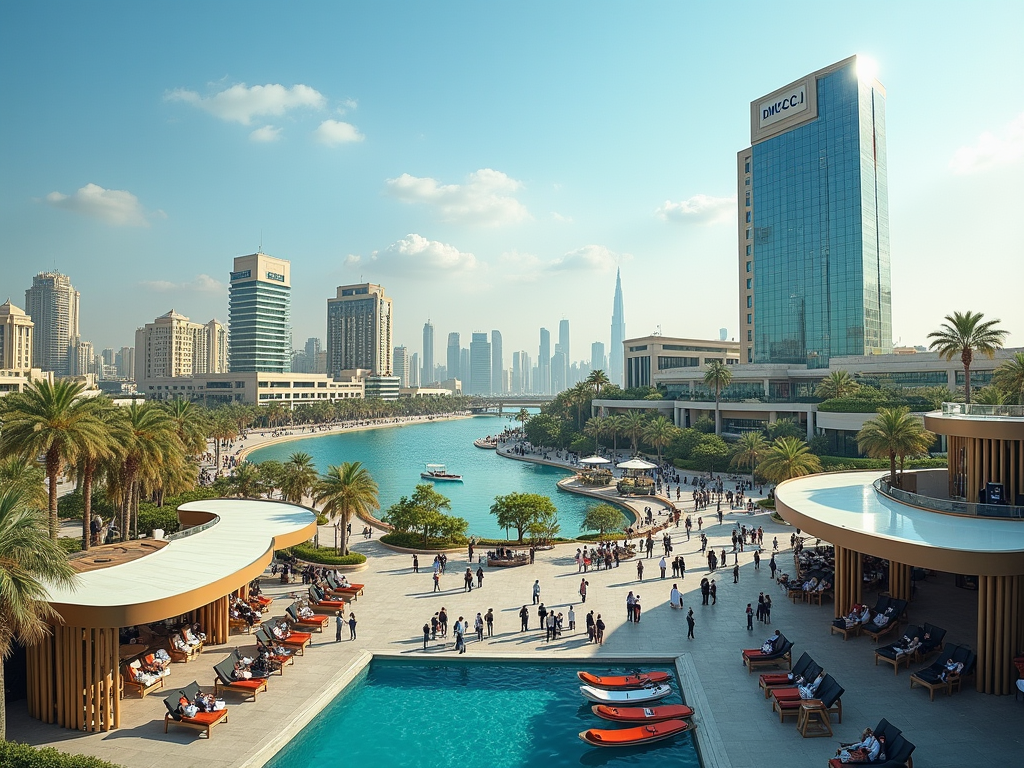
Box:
[228,253,291,373]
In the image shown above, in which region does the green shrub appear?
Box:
[756,498,775,509]
[379,531,468,549]
[136,488,222,537]
[58,491,116,522]
[58,537,84,554]
[282,543,367,566]
[816,455,946,471]
[0,742,123,768]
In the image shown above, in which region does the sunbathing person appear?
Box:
[798,670,826,699]
[231,661,253,680]
[892,634,922,658]
[939,659,964,682]
[272,621,293,640]
[836,727,882,763]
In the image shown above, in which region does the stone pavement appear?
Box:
[13,446,1023,767]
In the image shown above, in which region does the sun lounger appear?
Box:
[768,663,824,703]
[759,652,814,698]
[163,682,228,738]
[122,659,165,699]
[826,719,905,768]
[914,623,946,661]
[874,625,922,675]
[167,633,201,663]
[309,586,346,610]
[910,644,965,701]
[742,636,793,674]
[253,629,296,672]
[863,599,906,643]
[260,622,311,655]
[286,603,330,632]
[772,675,843,724]
[213,658,268,700]
[326,573,365,599]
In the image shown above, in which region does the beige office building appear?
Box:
[136,311,229,386]
[623,335,740,389]
[0,300,34,372]
[327,284,393,377]
[24,271,80,375]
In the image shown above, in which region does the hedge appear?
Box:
[817,455,946,471]
[379,532,468,549]
[281,543,366,566]
[816,397,933,413]
[58,537,83,554]
[0,742,123,768]
[756,498,776,509]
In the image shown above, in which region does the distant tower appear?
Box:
[538,328,551,395]
[469,332,492,395]
[591,341,606,373]
[609,268,625,387]
[422,320,435,385]
[326,283,393,376]
[393,346,410,387]
[229,253,291,373]
[490,330,504,394]
[24,271,80,375]
[446,332,460,381]
[558,318,570,386]
[719,328,728,341]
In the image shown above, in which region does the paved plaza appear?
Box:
[13,431,1024,768]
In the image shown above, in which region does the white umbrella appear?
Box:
[616,458,658,470]
[579,456,611,465]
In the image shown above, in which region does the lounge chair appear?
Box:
[167,634,201,663]
[876,734,916,767]
[874,625,923,675]
[326,573,365,599]
[181,627,205,652]
[773,675,843,724]
[213,658,268,701]
[863,599,907,643]
[286,603,330,632]
[909,645,959,700]
[768,663,825,703]
[163,682,228,738]
[122,659,165,699]
[253,629,296,672]
[914,623,946,661]
[309,585,346,610]
[946,647,976,695]
[742,636,793,674]
[260,621,311,655]
[826,719,905,768]
[759,652,814,698]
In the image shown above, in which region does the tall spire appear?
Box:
[609,268,626,387]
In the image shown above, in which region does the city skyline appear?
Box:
[1,3,1022,357]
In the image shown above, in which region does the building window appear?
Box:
[746,245,752,256]
[747,313,752,324]
[744,161,750,173]
[746,278,752,289]
[745,178,750,186]
[745,193,750,207]
[745,211,751,223]
[746,229,751,240]
[746,296,752,308]
[747,349,753,363]
[747,330,752,342]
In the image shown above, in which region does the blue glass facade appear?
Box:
[229,280,291,373]
[752,60,891,368]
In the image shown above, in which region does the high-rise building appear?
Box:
[550,349,566,393]
[558,319,570,387]
[609,269,625,387]
[511,351,522,394]
[410,352,420,387]
[136,310,226,382]
[591,341,606,374]
[741,55,891,368]
[520,351,531,393]
[393,345,410,387]
[116,346,135,380]
[538,328,551,395]
[69,338,93,376]
[228,253,291,373]
[490,330,504,394]
[0,300,34,372]
[469,332,492,395]
[422,321,435,385]
[327,283,393,376]
[24,271,80,375]
[446,332,461,382]
[460,348,470,386]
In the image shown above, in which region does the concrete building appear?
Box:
[460,348,470,387]
[591,341,606,375]
[24,271,80,375]
[139,371,364,408]
[393,345,410,387]
[446,332,461,382]
[551,347,566,393]
[538,328,551,395]
[409,352,420,387]
[0,300,34,372]
[624,335,740,389]
[740,55,891,367]
[116,346,135,380]
[422,321,434,385]
[558,319,570,389]
[327,283,393,378]
[228,253,291,373]
[609,268,625,387]
[469,332,491,395]
[491,330,504,395]
[135,310,226,386]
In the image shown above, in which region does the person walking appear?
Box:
[700,578,710,605]
[633,596,642,623]
[476,566,484,589]
[579,578,588,603]
[567,605,576,631]
[485,608,494,637]
[422,622,431,649]
[636,560,644,582]
[519,605,529,631]
[595,614,606,645]
[753,550,760,570]
[538,603,548,632]
[746,603,754,630]
[348,613,357,640]
[335,610,344,642]
[733,563,740,584]
[773,536,779,552]
[756,592,765,623]
[454,617,466,654]
[475,613,484,642]
[545,611,556,642]
[412,554,419,573]
[433,571,441,592]
[659,556,667,579]
[431,613,439,640]
[626,591,636,622]
[764,593,772,623]
[686,607,695,639]
[710,579,717,605]
[438,608,448,637]
[586,610,596,643]
[769,554,777,580]
[464,568,473,592]
[532,580,541,605]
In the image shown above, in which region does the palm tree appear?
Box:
[586,369,611,398]
[622,411,648,455]
[281,452,318,504]
[643,415,679,465]
[730,431,767,480]
[514,408,530,437]
[927,311,1007,404]
[68,397,116,550]
[993,352,1024,405]
[703,360,733,436]
[209,411,239,475]
[972,386,1005,405]
[568,381,592,430]
[314,462,380,555]
[0,380,108,540]
[857,407,935,487]
[228,461,262,498]
[0,456,47,510]
[583,417,605,453]
[164,399,209,458]
[815,370,860,400]
[758,437,822,485]
[0,486,77,740]
[607,413,626,456]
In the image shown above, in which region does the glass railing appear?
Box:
[164,515,220,540]
[940,402,1024,418]
[874,478,1024,519]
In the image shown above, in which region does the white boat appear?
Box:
[420,463,463,482]
[579,684,672,704]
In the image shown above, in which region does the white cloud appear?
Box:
[371,234,477,273]
[949,113,1024,174]
[344,254,361,266]
[342,98,358,111]
[551,212,573,223]
[165,83,325,125]
[315,119,364,145]
[550,244,626,272]
[385,168,530,226]
[656,193,736,225]
[140,274,225,293]
[250,125,282,142]
[44,183,152,226]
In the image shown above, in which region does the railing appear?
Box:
[940,402,1024,418]
[164,515,220,540]
[874,478,1024,519]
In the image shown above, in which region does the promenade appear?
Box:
[17,431,1023,768]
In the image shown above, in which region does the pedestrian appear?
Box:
[532,580,541,604]
[626,591,636,622]
[586,610,596,642]
[718,510,723,525]
[773,536,779,552]
[764,593,772,623]
[335,610,344,642]
[476,566,484,589]
[637,560,644,582]
[519,605,529,631]
[431,613,439,640]
[659,556,667,579]
[475,612,484,642]
[464,568,473,592]
[438,608,448,637]
[710,579,717,605]
[468,540,474,562]
[754,550,760,570]
[757,592,765,622]
[746,603,754,630]
[769,554,777,580]
[485,608,494,637]
[530,546,536,564]
[595,614,606,645]
[412,554,419,573]
[433,572,440,592]
[698,517,703,531]
[733,563,740,584]
[686,608,695,639]
[538,603,547,631]
[422,622,430,649]
[633,596,642,623]
[579,578,588,603]
[700,578,710,605]
[454,617,466,654]
[679,556,685,578]
[348,613,357,640]
[545,611,556,642]
[567,605,576,631]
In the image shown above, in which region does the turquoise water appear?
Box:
[266,660,700,768]
[246,416,606,538]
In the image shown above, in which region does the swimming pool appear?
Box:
[265,659,700,768]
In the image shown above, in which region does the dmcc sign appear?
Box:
[758,84,808,129]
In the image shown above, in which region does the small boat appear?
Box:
[420,463,463,482]
[592,704,694,723]
[579,719,690,748]
[473,437,498,449]
[577,671,671,690]
[579,684,672,704]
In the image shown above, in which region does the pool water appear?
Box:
[265,660,700,768]
[246,416,609,538]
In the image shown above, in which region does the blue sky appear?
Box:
[1,1,1022,361]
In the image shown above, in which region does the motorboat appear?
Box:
[592,704,694,723]
[577,671,671,689]
[579,719,690,748]
[579,684,672,704]
[420,463,463,482]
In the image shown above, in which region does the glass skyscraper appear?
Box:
[228,253,291,373]
[740,56,891,368]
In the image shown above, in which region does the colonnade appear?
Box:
[832,545,863,618]
[977,575,1023,695]
[189,594,231,645]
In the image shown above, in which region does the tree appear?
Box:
[730,431,767,479]
[643,415,680,465]
[228,461,262,498]
[164,399,209,458]
[815,370,860,400]
[0,380,108,540]
[256,460,285,498]
[622,411,648,455]
[383,484,454,545]
[973,386,1005,405]
[314,461,380,554]
[691,435,729,473]
[586,369,611,398]
[208,411,239,476]
[856,407,935,487]
[68,397,116,550]
[490,492,557,543]
[607,414,627,454]
[0,485,77,739]
[758,437,823,484]
[581,503,627,537]
[993,352,1024,405]
[927,311,1007,404]
[583,416,605,453]
[765,418,800,440]
[514,408,530,435]
[280,452,318,504]
[703,360,733,436]
[523,413,561,447]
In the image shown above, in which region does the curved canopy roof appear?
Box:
[775,471,1024,576]
[46,498,317,628]
[580,456,611,465]
[617,458,657,470]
